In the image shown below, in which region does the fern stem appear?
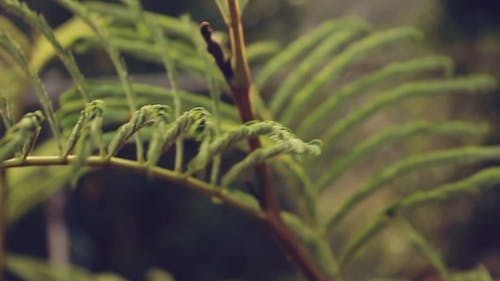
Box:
[223,1,330,280]
[1,155,264,219]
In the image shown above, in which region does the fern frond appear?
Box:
[0,32,62,152]
[0,0,91,101]
[270,21,369,114]
[188,121,287,172]
[326,145,500,234]
[57,82,239,128]
[122,0,184,171]
[341,167,500,265]
[56,0,144,160]
[280,27,423,124]
[221,138,321,186]
[321,75,497,146]
[63,100,105,157]
[254,17,368,89]
[317,120,490,191]
[146,107,210,169]
[107,104,171,158]
[297,55,454,136]
[84,1,192,39]
[0,111,44,161]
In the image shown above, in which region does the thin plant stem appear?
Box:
[222,1,332,280]
[1,156,264,220]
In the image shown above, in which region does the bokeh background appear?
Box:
[3,0,500,280]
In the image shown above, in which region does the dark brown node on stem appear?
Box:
[199,21,234,81]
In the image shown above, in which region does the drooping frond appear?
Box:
[270,20,369,114]
[0,32,62,151]
[0,0,91,101]
[326,146,500,233]
[296,55,454,136]
[56,0,146,160]
[280,27,423,124]
[317,120,490,191]
[321,75,496,146]
[340,167,500,265]
[254,17,368,89]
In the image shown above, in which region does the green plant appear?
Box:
[0,0,498,280]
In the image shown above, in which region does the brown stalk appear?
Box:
[201,1,330,280]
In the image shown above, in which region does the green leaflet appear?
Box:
[254,16,368,89]
[296,55,454,136]
[0,0,91,101]
[77,33,206,75]
[84,2,192,39]
[30,16,105,72]
[317,120,490,192]
[221,139,320,186]
[57,81,238,128]
[340,167,500,265]
[107,104,171,158]
[280,26,423,124]
[326,146,500,234]
[188,120,288,172]
[270,21,369,114]
[147,107,210,169]
[0,32,62,152]
[124,0,184,171]
[65,100,105,185]
[321,75,497,146]
[0,111,44,162]
[57,0,145,160]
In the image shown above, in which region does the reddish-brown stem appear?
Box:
[224,1,329,281]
